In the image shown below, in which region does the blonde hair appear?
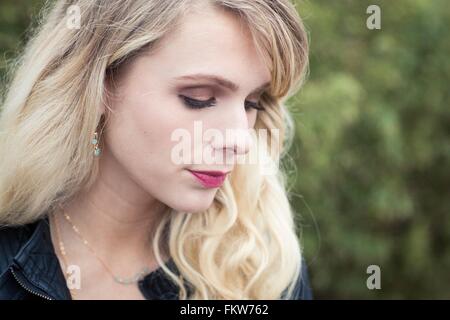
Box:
[0,0,309,299]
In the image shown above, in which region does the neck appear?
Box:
[57,174,169,268]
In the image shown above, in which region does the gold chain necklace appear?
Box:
[53,208,152,287]
[51,211,78,299]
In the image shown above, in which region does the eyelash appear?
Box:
[179,95,264,111]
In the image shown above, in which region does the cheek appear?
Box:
[105,91,184,169]
[129,99,186,165]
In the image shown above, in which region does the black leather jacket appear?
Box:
[0,217,313,300]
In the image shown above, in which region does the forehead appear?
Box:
[143,5,271,85]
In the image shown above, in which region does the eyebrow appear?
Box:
[173,73,270,94]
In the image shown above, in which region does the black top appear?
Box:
[0,216,312,300]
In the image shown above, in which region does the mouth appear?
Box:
[187,169,230,188]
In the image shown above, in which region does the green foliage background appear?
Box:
[1,0,448,298]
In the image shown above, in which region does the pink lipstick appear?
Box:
[187,170,229,188]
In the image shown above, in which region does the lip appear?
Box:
[187,170,230,188]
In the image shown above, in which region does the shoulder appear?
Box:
[0,222,35,276]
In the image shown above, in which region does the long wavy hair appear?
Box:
[0,0,309,299]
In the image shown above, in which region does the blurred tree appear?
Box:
[290,0,450,298]
[0,0,43,87]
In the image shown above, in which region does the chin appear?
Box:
[169,192,217,213]
[173,201,215,214]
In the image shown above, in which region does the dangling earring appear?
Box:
[91,131,101,157]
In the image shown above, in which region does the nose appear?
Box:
[216,106,253,157]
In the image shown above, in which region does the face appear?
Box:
[100,5,271,213]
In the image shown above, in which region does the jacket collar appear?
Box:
[11,217,189,300]
[12,217,71,299]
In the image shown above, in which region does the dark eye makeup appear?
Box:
[178,95,265,111]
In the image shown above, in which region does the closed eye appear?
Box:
[179,95,264,111]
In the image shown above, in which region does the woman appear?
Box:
[0,0,310,299]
